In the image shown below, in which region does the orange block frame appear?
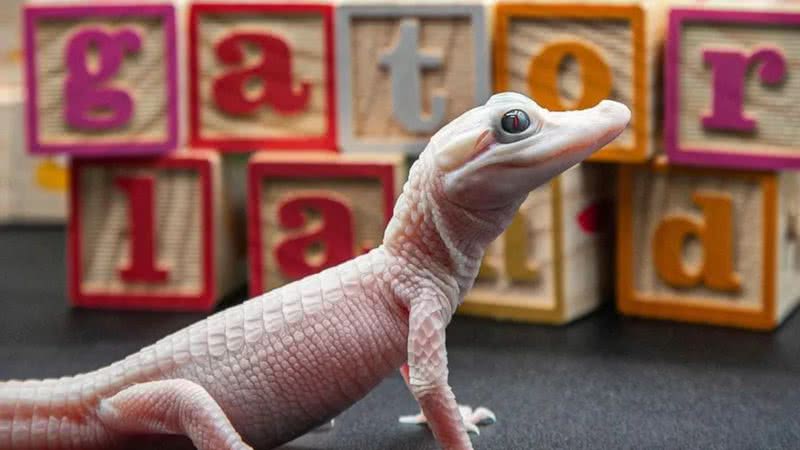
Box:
[616,160,794,330]
[493,3,649,163]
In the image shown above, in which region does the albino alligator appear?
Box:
[0,92,630,450]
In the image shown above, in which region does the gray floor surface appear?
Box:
[1,226,799,449]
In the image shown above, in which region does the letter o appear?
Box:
[527,40,613,111]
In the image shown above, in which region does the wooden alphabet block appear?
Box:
[24,4,178,157]
[0,0,24,87]
[665,5,800,169]
[69,152,244,311]
[0,87,67,223]
[189,3,336,151]
[247,152,404,295]
[335,1,490,154]
[458,164,614,324]
[617,158,800,330]
[493,0,663,162]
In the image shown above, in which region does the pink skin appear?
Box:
[0,92,629,450]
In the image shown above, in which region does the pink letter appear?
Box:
[64,28,142,130]
[702,47,786,132]
[115,176,169,283]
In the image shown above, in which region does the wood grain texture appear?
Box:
[79,166,204,296]
[0,0,24,86]
[507,17,635,147]
[0,88,66,223]
[462,180,558,313]
[0,95,11,220]
[632,169,764,307]
[776,172,800,322]
[349,16,476,140]
[617,161,782,330]
[560,163,615,319]
[459,163,614,324]
[33,16,170,144]
[195,11,328,139]
[71,152,245,311]
[259,178,385,290]
[678,22,800,154]
[249,152,404,294]
[494,0,663,162]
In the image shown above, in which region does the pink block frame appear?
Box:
[664,8,800,170]
[24,4,179,157]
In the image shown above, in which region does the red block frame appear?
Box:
[188,3,337,152]
[69,154,216,311]
[247,158,397,296]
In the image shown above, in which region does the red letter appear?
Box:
[275,195,354,280]
[212,32,311,116]
[115,176,169,283]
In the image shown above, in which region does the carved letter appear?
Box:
[379,19,446,132]
[212,32,311,116]
[478,212,538,282]
[274,195,355,280]
[115,176,169,283]
[528,40,612,110]
[652,191,741,292]
[702,47,786,132]
[64,28,142,130]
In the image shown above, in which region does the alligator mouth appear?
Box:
[467,129,495,165]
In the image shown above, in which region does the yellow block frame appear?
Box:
[458,178,568,324]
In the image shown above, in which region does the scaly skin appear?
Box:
[0,93,630,450]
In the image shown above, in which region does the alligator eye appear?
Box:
[501,109,530,134]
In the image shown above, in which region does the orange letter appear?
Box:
[478,212,538,282]
[528,40,612,111]
[652,191,741,292]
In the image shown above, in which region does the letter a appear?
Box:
[213,32,311,116]
[379,19,446,133]
[652,191,741,292]
[275,195,355,280]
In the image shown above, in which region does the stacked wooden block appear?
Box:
[0,0,66,223]
[26,4,241,310]
[460,0,659,324]
[21,1,800,330]
[617,2,800,330]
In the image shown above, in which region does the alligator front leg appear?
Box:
[399,363,495,435]
[405,294,473,450]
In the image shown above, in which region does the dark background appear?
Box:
[2,226,799,449]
